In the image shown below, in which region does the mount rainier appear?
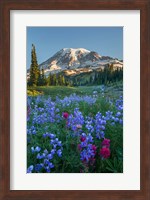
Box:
[27,48,123,78]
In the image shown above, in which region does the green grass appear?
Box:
[27,82,123,100]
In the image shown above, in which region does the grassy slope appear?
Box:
[27,82,123,100]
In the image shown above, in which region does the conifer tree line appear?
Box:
[28,44,47,87]
[47,74,68,86]
[28,44,123,87]
[85,65,123,86]
[68,66,123,87]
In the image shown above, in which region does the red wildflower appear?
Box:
[92,145,97,151]
[80,136,86,142]
[63,112,69,119]
[102,138,110,148]
[92,145,97,155]
[100,147,110,159]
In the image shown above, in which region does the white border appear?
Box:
[10,11,140,190]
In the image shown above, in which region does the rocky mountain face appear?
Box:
[37,48,123,77]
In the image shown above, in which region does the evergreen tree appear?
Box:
[62,76,65,86]
[48,74,52,86]
[41,68,46,85]
[37,71,42,86]
[51,74,54,85]
[53,74,56,86]
[104,67,108,85]
[29,44,39,86]
[89,76,93,84]
[58,74,61,85]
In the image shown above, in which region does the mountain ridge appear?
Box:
[38,48,123,75]
[27,48,123,79]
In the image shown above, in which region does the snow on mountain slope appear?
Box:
[38,48,123,75]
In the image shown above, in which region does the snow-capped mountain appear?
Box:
[38,48,123,76]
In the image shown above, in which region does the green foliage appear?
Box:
[28,44,40,86]
[37,68,47,86]
[61,65,123,87]
[47,74,67,86]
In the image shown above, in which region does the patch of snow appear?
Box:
[50,65,61,71]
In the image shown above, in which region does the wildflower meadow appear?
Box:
[27,84,123,173]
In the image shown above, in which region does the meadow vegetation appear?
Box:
[27,82,123,173]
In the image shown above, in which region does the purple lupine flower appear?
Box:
[47,153,53,160]
[48,162,54,168]
[57,149,62,157]
[27,165,34,173]
[35,146,41,152]
[35,163,43,172]
[31,146,41,153]
[51,149,56,155]
[37,153,46,159]
[95,112,106,139]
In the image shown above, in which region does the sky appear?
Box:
[27,27,123,69]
